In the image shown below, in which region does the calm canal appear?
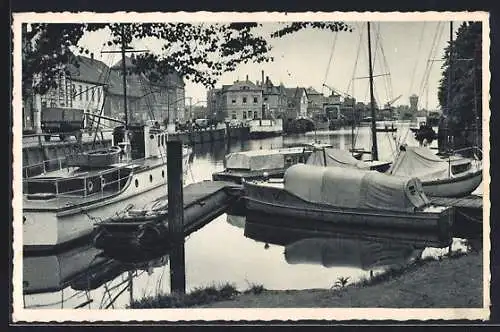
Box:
[23,122,477,309]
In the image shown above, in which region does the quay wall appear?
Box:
[170,126,249,145]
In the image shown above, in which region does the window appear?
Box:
[253,97,258,103]
[232,99,236,104]
[264,97,268,101]
[85,88,89,101]
[242,97,247,104]
[242,111,247,119]
[72,84,76,100]
[79,85,82,101]
[97,88,101,103]
[91,89,95,101]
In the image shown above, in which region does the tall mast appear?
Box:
[367,22,378,161]
[121,24,129,129]
[446,22,453,118]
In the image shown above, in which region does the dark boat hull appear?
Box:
[243,182,453,245]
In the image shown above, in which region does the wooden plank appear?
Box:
[429,195,483,209]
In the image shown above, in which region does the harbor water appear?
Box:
[22,121,480,309]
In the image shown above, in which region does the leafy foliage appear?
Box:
[22,21,352,98]
[437,22,482,133]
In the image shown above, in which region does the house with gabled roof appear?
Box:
[284,87,308,120]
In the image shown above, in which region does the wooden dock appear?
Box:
[92,180,243,262]
[429,195,483,239]
[429,195,483,210]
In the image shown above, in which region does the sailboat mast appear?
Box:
[367,22,378,161]
[446,22,453,118]
[121,24,129,130]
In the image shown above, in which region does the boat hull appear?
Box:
[422,169,483,197]
[243,182,454,244]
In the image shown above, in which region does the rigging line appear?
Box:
[408,22,427,96]
[373,24,391,103]
[417,24,445,111]
[346,22,365,95]
[322,31,339,89]
[416,22,443,105]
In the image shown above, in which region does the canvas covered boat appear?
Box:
[243,164,454,242]
[388,145,482,197]
[306,147,392,173]
[212,146,310,183]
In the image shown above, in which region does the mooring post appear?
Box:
[167,139,186,295]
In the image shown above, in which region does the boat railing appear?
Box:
[23,157,68,179]
[23,165,133,200]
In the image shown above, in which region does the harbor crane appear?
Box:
[322,83,354,99]
[383,94,402,109]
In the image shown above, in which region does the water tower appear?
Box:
[409,94,419,112]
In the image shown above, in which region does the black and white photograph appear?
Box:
[12,11,490,321]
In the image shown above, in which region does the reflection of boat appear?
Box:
[23,244,107,294]
[284,237,423,271]
[243,164,454,241]
[92,181,240,262]
[23,124,192,252]
[389,145,482,197]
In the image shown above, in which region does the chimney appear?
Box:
[246,74,249,81]
[90,53,94,61]
[266,76,270,84]
[261,70,264,88]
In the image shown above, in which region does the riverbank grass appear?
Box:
[129,282,267,308]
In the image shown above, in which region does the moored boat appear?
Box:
[388,145,482,197]
[243,164,454,242]
[22,124,193,253]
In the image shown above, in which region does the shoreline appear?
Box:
[130,250,484,309]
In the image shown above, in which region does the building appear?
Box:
[284,87,308,120]
[29,54,108,131]
[261,75,287,119]
[409,94,419,113]
[305,87,324,117]
[207,76,263,123]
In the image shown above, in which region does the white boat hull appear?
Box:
[422,170,483,198]
[23,155,191,252]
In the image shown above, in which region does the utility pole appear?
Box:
[121,25,128,130]
[367,22,378,161]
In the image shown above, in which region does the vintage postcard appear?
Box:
[11,11,490,322]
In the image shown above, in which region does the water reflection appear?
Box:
[23,123,471,309]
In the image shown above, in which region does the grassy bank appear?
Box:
[130,250,483,309]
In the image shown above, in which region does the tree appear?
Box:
[22,22,352,98]
[437,22,482,150]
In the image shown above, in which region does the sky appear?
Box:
[75,21,466,110]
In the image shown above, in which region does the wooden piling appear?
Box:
[167,140,186,295]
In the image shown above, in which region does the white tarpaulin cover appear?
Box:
[284,164,429,212]
[389,146,455,181]
[225,147,305,171]
[306,148,370,169]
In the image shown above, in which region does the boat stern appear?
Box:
[22,209,59,252]
[436,206,454,246]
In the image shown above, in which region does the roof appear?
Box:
[110,56,185,87]
[226,80,261,91]
[66,55,110,85]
